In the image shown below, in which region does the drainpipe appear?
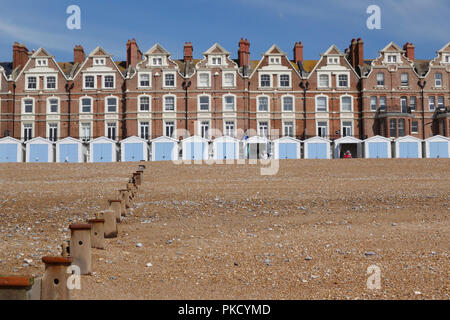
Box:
[182,80,191,133]
[359,78,364,139]
[418,79,426,139]
[12,83,16,138]
[65,82,74,137]
[299,80,309,139]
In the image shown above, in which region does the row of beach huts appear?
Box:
[0,135,449,163]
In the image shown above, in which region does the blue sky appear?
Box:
[0,0,448,62]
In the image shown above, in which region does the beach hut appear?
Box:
[181,136,209,161]
[246,136,271,159]
[56,137,84,163]
[273,136,301,160]
[120,136,148,162]
[304,136,331,159]
[151,136,179,161]
[333,136,363,159]
[89,137,117,163]
[25,137,54,163]
[424,135,449,158]
[0,137,24,163]
[213,136,240,160]
[394,136,422,159]
[364,135,392,159]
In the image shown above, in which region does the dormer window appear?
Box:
[36,59,48,67]
[327,57,339,64]
[211,57,222,65]
[269,57,280,64]
[94,58,106,66]
[152,57,163,66]
[387,54,397,63]
[443,54,450,64]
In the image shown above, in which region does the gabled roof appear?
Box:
[380,41,403,52]
[395,135,423,142]
[264,44,286,56]
[120,136,147,144]
[273,136,302,143]
[203,43,230,55]
[56,137,83,144]
[322,45,344,56]
[424,135,450,142]
[437,42,450,53]
[0,136,22,144]
[151,136,179,143]
[334,136,362,144]
[364,135,391,142]
[182,135,210,142]
[145,43,170,56]
[88,46,111,57]
[30,47,53,58]
[25,137,53,145]
[89,136,117,144]
[304,136,331,143]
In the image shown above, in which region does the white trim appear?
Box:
[138,72,152,89]
[83,74,97,90]
[104,120,119,141]
[257,120,270,138]
[282,120,295,137]
[163,119,177,138]
[120,136,149,162]
[44,74,58,90]
[197,71,211,88]
[46,121,60,142]
[46,96,60,114]
[102,74,116,89]
[105,96,119,113]
[197,94,211,112]
[222,71,236,88]
[79,96,94,114]
[138,94,152,112]
[163,71,177,89]
[340,94,353,112]
[88,136,117,163]
[315,94,329,112]
[25,75,39,91]
[281,94,295,112]
[55,137,83,163]
[257,94,270,113]
[259,73,273,88]
[335,72,350,88]
[317,72,331,89]
[222,94,236,112]
[277,72,291,89]
[316,119,329,137]
[21,97,35,115]
[340,119,354,137]
[21,122,34,141]
[163,94,176,112]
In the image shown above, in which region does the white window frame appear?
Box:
[102,74,116,89]
[401,73,409,87]
[209,55,223,66]
[164,120,176,138]
[411,121,419,134]
[198,94,211,112]
[22,122,34,141]
[198,120,210,139]
[336,73,350,88]
[315,95,329,112]
[47,122,59,142]
[370,96,377,112]
[224,120,235,137]
[36,58,48,67]
[138,95,151,112]
[163,94,176,112]
[435,73,442,87]
[163,71,176,88]
[47,97,60,114]
[385,54,399,64]
[139,121,150,140]
[282,121,294,137]
[257,95,270,112]
[197,72,211,88]
[80,122,92,141]
[318,72,331,88]
[340,95,353,112]
[80,96,93,114]
[223,94,236,112]
[138,72,151,88]
[22,97,35,114]
[341,120,353,137]
[45,75,57,90]
[278,73,291,88]
[26,76,38,90]
[429,96,435,111]
[327,56,339,65]
[258,121,269,138]
[259,73,272,88]
[83,74,96,90]
[282,95,295,112]
[222,72,236,88]
[269,56,281,65]
[105,96,118,113]
[93,58,106,66]
[151,56,164,66]
[316,120,328,137]
[376,73,385,86]
[105,121,118,140]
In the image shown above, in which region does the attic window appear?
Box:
[152,57,163,66]
[211,57,222,65]
[327,57,339,64]
[269,57,280,64]
[36,59,48,67]
[94,58,106,66]
[387,55,397,63]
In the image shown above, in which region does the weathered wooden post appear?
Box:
[69,224,92,275]
[0,276,40,300]
[108,199,122,223]
[41,256,73,300]
[88,219,105,249]
[118,189,130,216]
[96,210,117,238]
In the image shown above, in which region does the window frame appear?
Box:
[336,73,350,88]
[105,121,118,140]
[138,72,151,88]
[223,94,236,112]
[45,75,57,90]
[318,73,330,88]
[164,120,175,138]
[222,72,236,88]
[197,72,211,88]
[341,120,353,137]
[370,96,378,112]
[22,123,34,142]
[259,74,272,88]
[315,95,328,112]
[47,122,59,142]
[340,95,353,112]
[198,95,211,112]
[163,72,176,88]
[105,96,118,113]
[83,74,96,90]
[282,95,294,112]
[376,73,385,86]
[316,120,328,137]
[22,98,35,114]
[26,76,38,90]
[278,73,291,88]
[47,97,59,114]
[224,120,235,137]
[429,96,435,111]
[138,95,151,112]
[163,94,176,112]
[435,73,442,87]
[103,74,115,89]
[257,95,270,112]
[401,73,409,87]
[282,121,294,137]
[80,122,92,141]
[139,121,150,140]
[258,121,269,138]
[80,96,93,113]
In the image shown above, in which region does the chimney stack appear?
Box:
[356,38,364,67]
[403,42,415,61]
[13,42,29,70]
[238,38,250,68]
[349,38,357,69]
[126,38,141,68]
[184,42,193,62]
[73,45,85,64]
[293,41,304,64]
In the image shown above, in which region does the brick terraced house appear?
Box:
[0,38,449,142]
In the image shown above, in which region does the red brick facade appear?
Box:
[1,39,449,142]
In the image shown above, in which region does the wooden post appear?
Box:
[41,256,73,300]
[69,224,92,275]
[88,219,105,250]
